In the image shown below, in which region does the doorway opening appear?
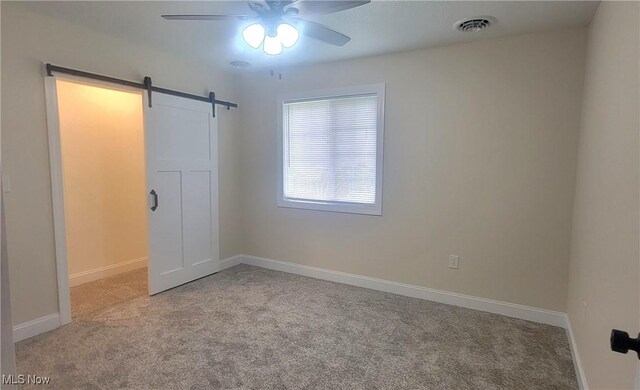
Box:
[52,78,148,321]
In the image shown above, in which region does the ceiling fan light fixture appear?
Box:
[163,0,370,54]
[277,23,299,48]
[263,35,283,55]
[242,23,265,49]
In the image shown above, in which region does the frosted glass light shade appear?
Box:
[277,23,299,48]
[263,35,283,55]
[242,24,265,49]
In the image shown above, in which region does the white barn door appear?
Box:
[143,93,219,294]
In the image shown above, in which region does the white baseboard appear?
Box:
[68,257,148,287]
[231,254,568,328]
[13,313,60,342]
[16,254,569,350]
[219,255,244,270]
[566,317,588,389]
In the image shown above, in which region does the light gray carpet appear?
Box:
[17,264,577,389]
[71,267,148,320]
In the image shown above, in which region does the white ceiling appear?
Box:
[20,1,599,71]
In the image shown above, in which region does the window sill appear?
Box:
[277,198,382,216]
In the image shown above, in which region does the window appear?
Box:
[277,84,385,215]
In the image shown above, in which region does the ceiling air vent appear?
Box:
[454,16,496,32]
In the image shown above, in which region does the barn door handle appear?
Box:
[611,329,640,359]
[150,190,158,211]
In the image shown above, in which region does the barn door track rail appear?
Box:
[45,63,237,117]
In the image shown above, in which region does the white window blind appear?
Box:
[278,84,384,215]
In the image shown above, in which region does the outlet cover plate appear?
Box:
[449,255,459,269]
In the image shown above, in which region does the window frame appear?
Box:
[277,83,385,216]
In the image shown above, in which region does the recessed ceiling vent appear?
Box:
[454,16,496,32]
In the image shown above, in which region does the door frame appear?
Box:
[44,73,146,326]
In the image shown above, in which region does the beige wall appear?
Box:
[566,2,640,389]
[1,3,243,325]
[238,28,587,312]
[57,80,147,277]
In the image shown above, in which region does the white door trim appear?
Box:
[44,76,72,326]
[44,72,144,327]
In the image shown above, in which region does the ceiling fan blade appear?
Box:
[285,0,370,17]
[161,15,254,21]
[295,19,351,46]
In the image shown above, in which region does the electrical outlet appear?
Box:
[582,301,588,323]
[449,255,459,269]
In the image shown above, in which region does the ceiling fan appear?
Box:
[162,0,371,55]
